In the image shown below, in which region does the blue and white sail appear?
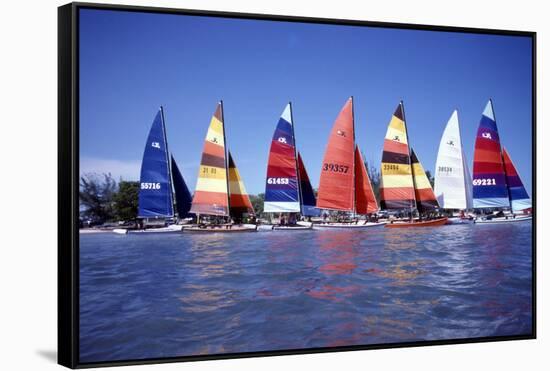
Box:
[138,108,174,218]
[171,155,193,218]
[264,104,301,213]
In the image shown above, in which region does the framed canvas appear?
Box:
[58,2,536,368]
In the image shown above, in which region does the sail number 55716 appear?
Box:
[141,182,161,190]
[473,178,496,186]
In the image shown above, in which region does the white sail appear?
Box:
[434,110,471,209]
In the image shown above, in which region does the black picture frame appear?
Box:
[58,2,537,368]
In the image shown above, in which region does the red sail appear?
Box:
[355,147,379,214]
[316,98,355,211]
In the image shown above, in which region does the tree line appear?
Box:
[80,162,434,224]
[79,173,139,223]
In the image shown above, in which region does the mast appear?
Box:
[220,100,231,220]
[159,105,175,219]
[351,96,356,216]
[289,101,303,216]
[401,100,416,219]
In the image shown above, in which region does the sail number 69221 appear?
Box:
[473,178,496,186]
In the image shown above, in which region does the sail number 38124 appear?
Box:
[473,178,496,186]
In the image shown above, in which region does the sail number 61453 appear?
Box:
[267,177,289,185]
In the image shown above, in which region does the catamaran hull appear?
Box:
[313,222,387,229]
[112,225,185,234]
[265,225,313,231]
[385,217,448,228]
[183,224,258,233]
[446,217,474,225]
[474,215,532,224]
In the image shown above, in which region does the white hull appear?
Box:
[474,215,532,224]
[446,217,474,224]
[313,221,387,229]
[112,225,185,234]
[258,221,313,231]
[183,224,258,233]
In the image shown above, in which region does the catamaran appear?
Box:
[185,101,257,232]
[472,100,532,224]
[433,110,474,224]
[380,102,447,227]
[262,103,318,230]
[315,97,384,229]
[114,107,193,234]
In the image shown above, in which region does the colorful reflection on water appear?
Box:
[79,223,532,362]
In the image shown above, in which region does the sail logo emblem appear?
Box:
[337,130,346,137]
[393,135,400,142]
[482,132,492,139]
[151,142,161,149]
[447,140,454,146]
[211,137,218,144]
[278,137,287,144]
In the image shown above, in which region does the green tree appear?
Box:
[79,172,116,222]
[113,181,139,221]
[249,193,265,217]
[364,158,381,203]
[425,170,435,188]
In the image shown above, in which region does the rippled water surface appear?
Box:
[79,223,533,363]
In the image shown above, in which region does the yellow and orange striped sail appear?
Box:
[190,102,229,216]
[411,149,439,211]
[228,151,255,217]
[379,102,415,210]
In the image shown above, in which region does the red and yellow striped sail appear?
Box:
[411,149,439,211]
[228,151,255,217]
[354,146,379,214]
[316,97,355,211]
[190,102,229,216]
[380,102,415,210]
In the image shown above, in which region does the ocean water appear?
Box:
[79,223,533,363]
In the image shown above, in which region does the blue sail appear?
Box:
[171,155,193,218]
[298,152,320,216]
[138,109,174,218]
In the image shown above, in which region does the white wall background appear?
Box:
[0,0,545,370]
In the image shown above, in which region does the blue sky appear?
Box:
[79,8,533,195]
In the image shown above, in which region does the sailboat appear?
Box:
[472,100,532,224]
[185,101,257,232]
[263,103,317,230]
[114,107,193,234]
[433,110,473,224]
[314,97,384,229]
[380,101,447,227]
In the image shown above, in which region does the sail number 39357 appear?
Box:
[141,182,161,190]
[323,163,349,173]
[473,178,496,186]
